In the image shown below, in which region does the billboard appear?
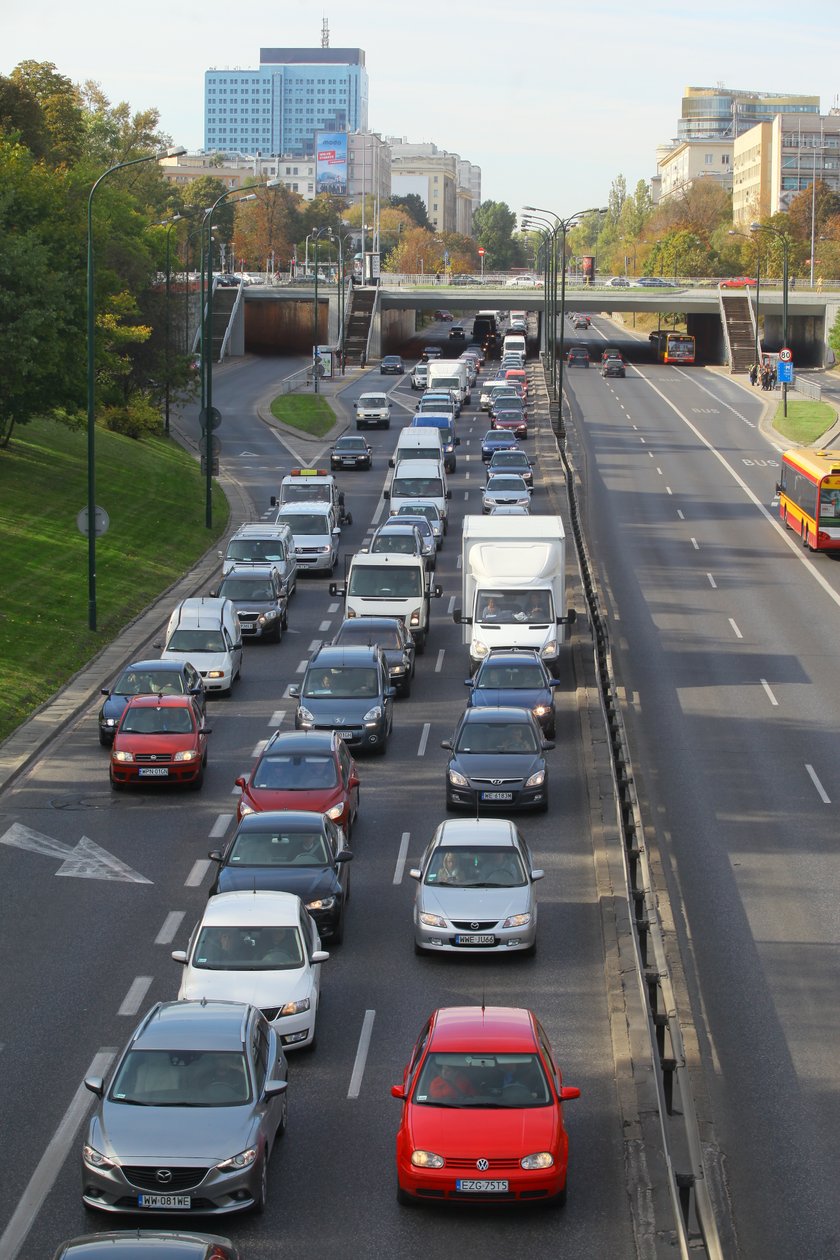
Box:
[316,131,347,195]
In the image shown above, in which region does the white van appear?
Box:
[330,553,443,653]
[502,334,527,360]
[157,597,243,694]
[383,458,451,532]
[274,502,341,573]
[389,428,445,470]
[220,523,297,595]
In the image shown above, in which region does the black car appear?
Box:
[98,659,206,746]
[208,810,353,944]
[332,615,416,698]
[289,644,395,754]
[602,358,626,378]
[567,347,590,367]
[465,650,558,737]
[486,449,534,487]
[448,325,466,341]
[442,706,553,812]
[481,430,520,462]
[421,346,443,362]
[380,355,404,375]
[330,435,372,470]
[53,1233,240,1259]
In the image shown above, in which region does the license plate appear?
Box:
[480,791,512,801]
[456,1179,509,1193]
[455,934,495,946]
[138,1193,190,1208]
[138,767,169,777]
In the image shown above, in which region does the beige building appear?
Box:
[733,112,840,225]
[159,151,318,197]
[346,132,391,211]
[387,140,479,236]
[656,139,733,202]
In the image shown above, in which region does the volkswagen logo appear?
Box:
[476,1158,489,1171]
[155,1169,173,1184]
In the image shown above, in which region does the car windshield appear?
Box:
[395,504,440,526]
[303,667,379,699]
[336,623,402,649]
[110,1049,251,1107]
[476,589,553,624]
[218,579,276,600]
[113,670,186,696]
[254,754,338,790]
[120,707,194,735]
[476,662,546,689]
[347,566,424,598]
[192,925,304,971]
[487,476,527,491]
[337,439,367,452]
[456,721,539,754]
[393,477,443,498]
[282,484,330,504]
[371,534,419,555]
[413,1053,551,1108]
[491,455,527,470]
[226,540,286,562]
[166,630,226,653]
[227,827,332,866]
[361,396,387,407]
[425,846,526,888]
[275,513,329,534]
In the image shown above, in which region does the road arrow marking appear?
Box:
[0,823,152,884]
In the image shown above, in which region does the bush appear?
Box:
[101,395,163,439]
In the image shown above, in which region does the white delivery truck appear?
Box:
[427,359,471,407]
[329,553,442,653]
[454,515,576,675]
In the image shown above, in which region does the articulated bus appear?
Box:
[656,332,696,364]
[776,448,840,551]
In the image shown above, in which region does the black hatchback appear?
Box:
[380,355,404,375]
[289,644,395,754]
[331,616,416,698]
[442,706,553,812]
[330,435,372,470]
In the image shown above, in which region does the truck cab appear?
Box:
[330,553,442,653]
[272,468,351,525]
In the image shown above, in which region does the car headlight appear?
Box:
[206,670,225,679]
[217,1146,258,1171]
[539,640,559,660]
[471,640,489,660]
[83,1144,116,1170]
[411,1150,445,1168]
[419,912,447,928]
[112,750,134,763]
[408,607,422,627]
[521,1151,554,1170]
[390,664,406,675]
[103,717,116,728]
[448,768,469,787]
[326,803,344,821]
[306,896,336,910]
[278,997,311,1016]
[173,749,198,762]
[502,912,532,928]
[298,705,315,724]
[525,769,546,788]
[316,545,331,554]
[238,801,256,817]
[363,705,383,722]
[532,704,550,718]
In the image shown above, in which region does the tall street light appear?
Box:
[521,215,554,393]
[86,145,185,631]
[311,227,334,393]
[337,228,355,373]
[155,213,185,436]
[751,221,790,417]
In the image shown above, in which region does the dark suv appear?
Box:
[289,644,395,755]
[567,346,590,368]
[212,564,287,641]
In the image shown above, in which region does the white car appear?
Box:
[173,890,329,1051]
[505,275,539,288]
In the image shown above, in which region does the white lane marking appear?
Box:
[639,437,646,444]
[268,710,286,727]
[393,832,411,884]
[648,450,654,457]
[463,491,469,500]
[417,723,431,756]
[760,679,779,707]
[691,538,699,550]
[252,739,268,758]
[118,976,153,1017]
[435,650,445,673]
[155,911,185,945]
[319,620,332,632]
[666,486,673,495]
[465,471,470,480]
[308,639,321,653]
[729,619,743,639]
[209,814,233,839]
[677,509,685,520]
[0,1049,117,1260]
[185,859,212,887]
[347,1009,376,1098]
[673,366,756,428]
[805,764,831,804]
[295,660,307,675]
[372,497,386,525]
[328,602,339,613]
[448,595,456,614]
[656,466,663,476]
[456,556,462,570]
[707,574,717,589]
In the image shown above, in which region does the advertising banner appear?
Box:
[316,131,348,195]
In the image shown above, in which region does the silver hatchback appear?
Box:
[410,818,543,955]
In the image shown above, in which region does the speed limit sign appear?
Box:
[779,347,793,363]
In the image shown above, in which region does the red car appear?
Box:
[110,694,211,790]
[720,276,757,288]
[235,729,360,835]
[503,368,528,398]
[492,410,528,439]
[392,1006,580,1207]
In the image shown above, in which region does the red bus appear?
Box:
[776,448,840,551]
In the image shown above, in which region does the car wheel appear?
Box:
[331,915,344,946]
[281,610,288,632]
[253,1152,269,1215]
[109,775,124,792]
[276,1095,288,1138]
[396,1181,417,1207]
[98,731,111,747]
[400,678,411,699]
[414,631,426,656]
[538,794,549,814]
[546,1181,567,1210]
[189,764,205,791]
[522,940,537,958]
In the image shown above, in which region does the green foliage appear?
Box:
[389,194,429,229]
[828,308,840,359]
[101,394,163,439]
[9,60,85,166]
[644,229,710,278]
[0,75,49,158]
[472,201,518,269]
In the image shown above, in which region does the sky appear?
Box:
[5,0,840,221]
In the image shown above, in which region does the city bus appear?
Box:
[776,448,840,551]
[656,332,696,364]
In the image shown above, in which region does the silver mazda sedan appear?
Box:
[409,817,543,955]
[82,1001,288,1216]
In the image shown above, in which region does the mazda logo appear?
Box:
[155,1169,173,1184]
[470,922,480,930]
[476,1158,489,1171]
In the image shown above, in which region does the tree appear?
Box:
[9,60,85,166]
[652,178,731,244]
[233,183,303,271]
[0,75,49,158]
[785,181,840,243]
[80,80,171,168]
[388,193,429,229]
[472,201,518,269]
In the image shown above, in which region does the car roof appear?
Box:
[235,810,327,833]
[121,659,190,674]
[429,1006,538,1052]
[264,730,340,755]
[335,434,368,444]
[199,889,303,927]
[461,705,536,724]
[433,817,519,848]
[53,1233,231,1258]
[481,649,543,666]
[222,564,278,577]
[133,1001,251,1051]
[309,644,381,668]
[123,694,194,710]
[335,615,404,633]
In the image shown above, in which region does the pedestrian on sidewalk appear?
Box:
[749,363,758,387]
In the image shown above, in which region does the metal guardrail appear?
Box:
[793,375,822,401]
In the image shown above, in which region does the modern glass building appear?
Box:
[204,48,368,157]
[678,86,820,141]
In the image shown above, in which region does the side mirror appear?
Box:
[336,849,354,863]
[455,436,461,446]
[332,527,341,536]
[312,951,330,964]
[209,588,217,598]
[542,740,556,751]
[84,1076,104,1098]
[560,1086,581,1102]
[288,684,300,698]
[200,726,213,736]
[208,850,223,862]
[390,1085,406,1100]
[440,740,452,750]
[100,687,110,697]
[383,489,391,500]
[235,775,247,789]
[328,582,338,596]
[433,584,443,598]
[264,1079,288,1099]
[464,678,473,687]
[530,869,545,882]
[270,495,278,507]
[353,402,358,409]
[408,868,421,881]
[446,490,452,499]
[153,641,162,650]
[171,950,188,965]
[388,457,395,468]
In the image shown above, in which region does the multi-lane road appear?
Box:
[2,313,839,1259]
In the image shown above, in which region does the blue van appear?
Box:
[411,413,460,472]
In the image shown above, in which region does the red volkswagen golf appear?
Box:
[391,1006,580,1207]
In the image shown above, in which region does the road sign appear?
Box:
[777,361,794,383]
[76,505,110,538]
[201,456,220,477]
[200,433,221,458]
[779,347,793,363]
[199,406,222,432]
[478,247,485,256]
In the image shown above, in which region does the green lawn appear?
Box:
[0,418,228,743]
[773,400,837,444]
[270,393,337,437]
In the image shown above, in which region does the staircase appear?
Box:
[344,287,376,366]
[210,285,238,361]
[720,293,757,374]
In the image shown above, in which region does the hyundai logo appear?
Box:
[490,779,502,786]
[476,1158,489,1171]
[155,1169,173,1184]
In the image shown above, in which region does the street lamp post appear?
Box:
[751,221,790,417]
[337,230,354,373]
[86,146,185,631]
[156,214,184,436]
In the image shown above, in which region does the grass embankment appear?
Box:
[0,418,228,743]
[270,394,337,437]
[773,401,837,445]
